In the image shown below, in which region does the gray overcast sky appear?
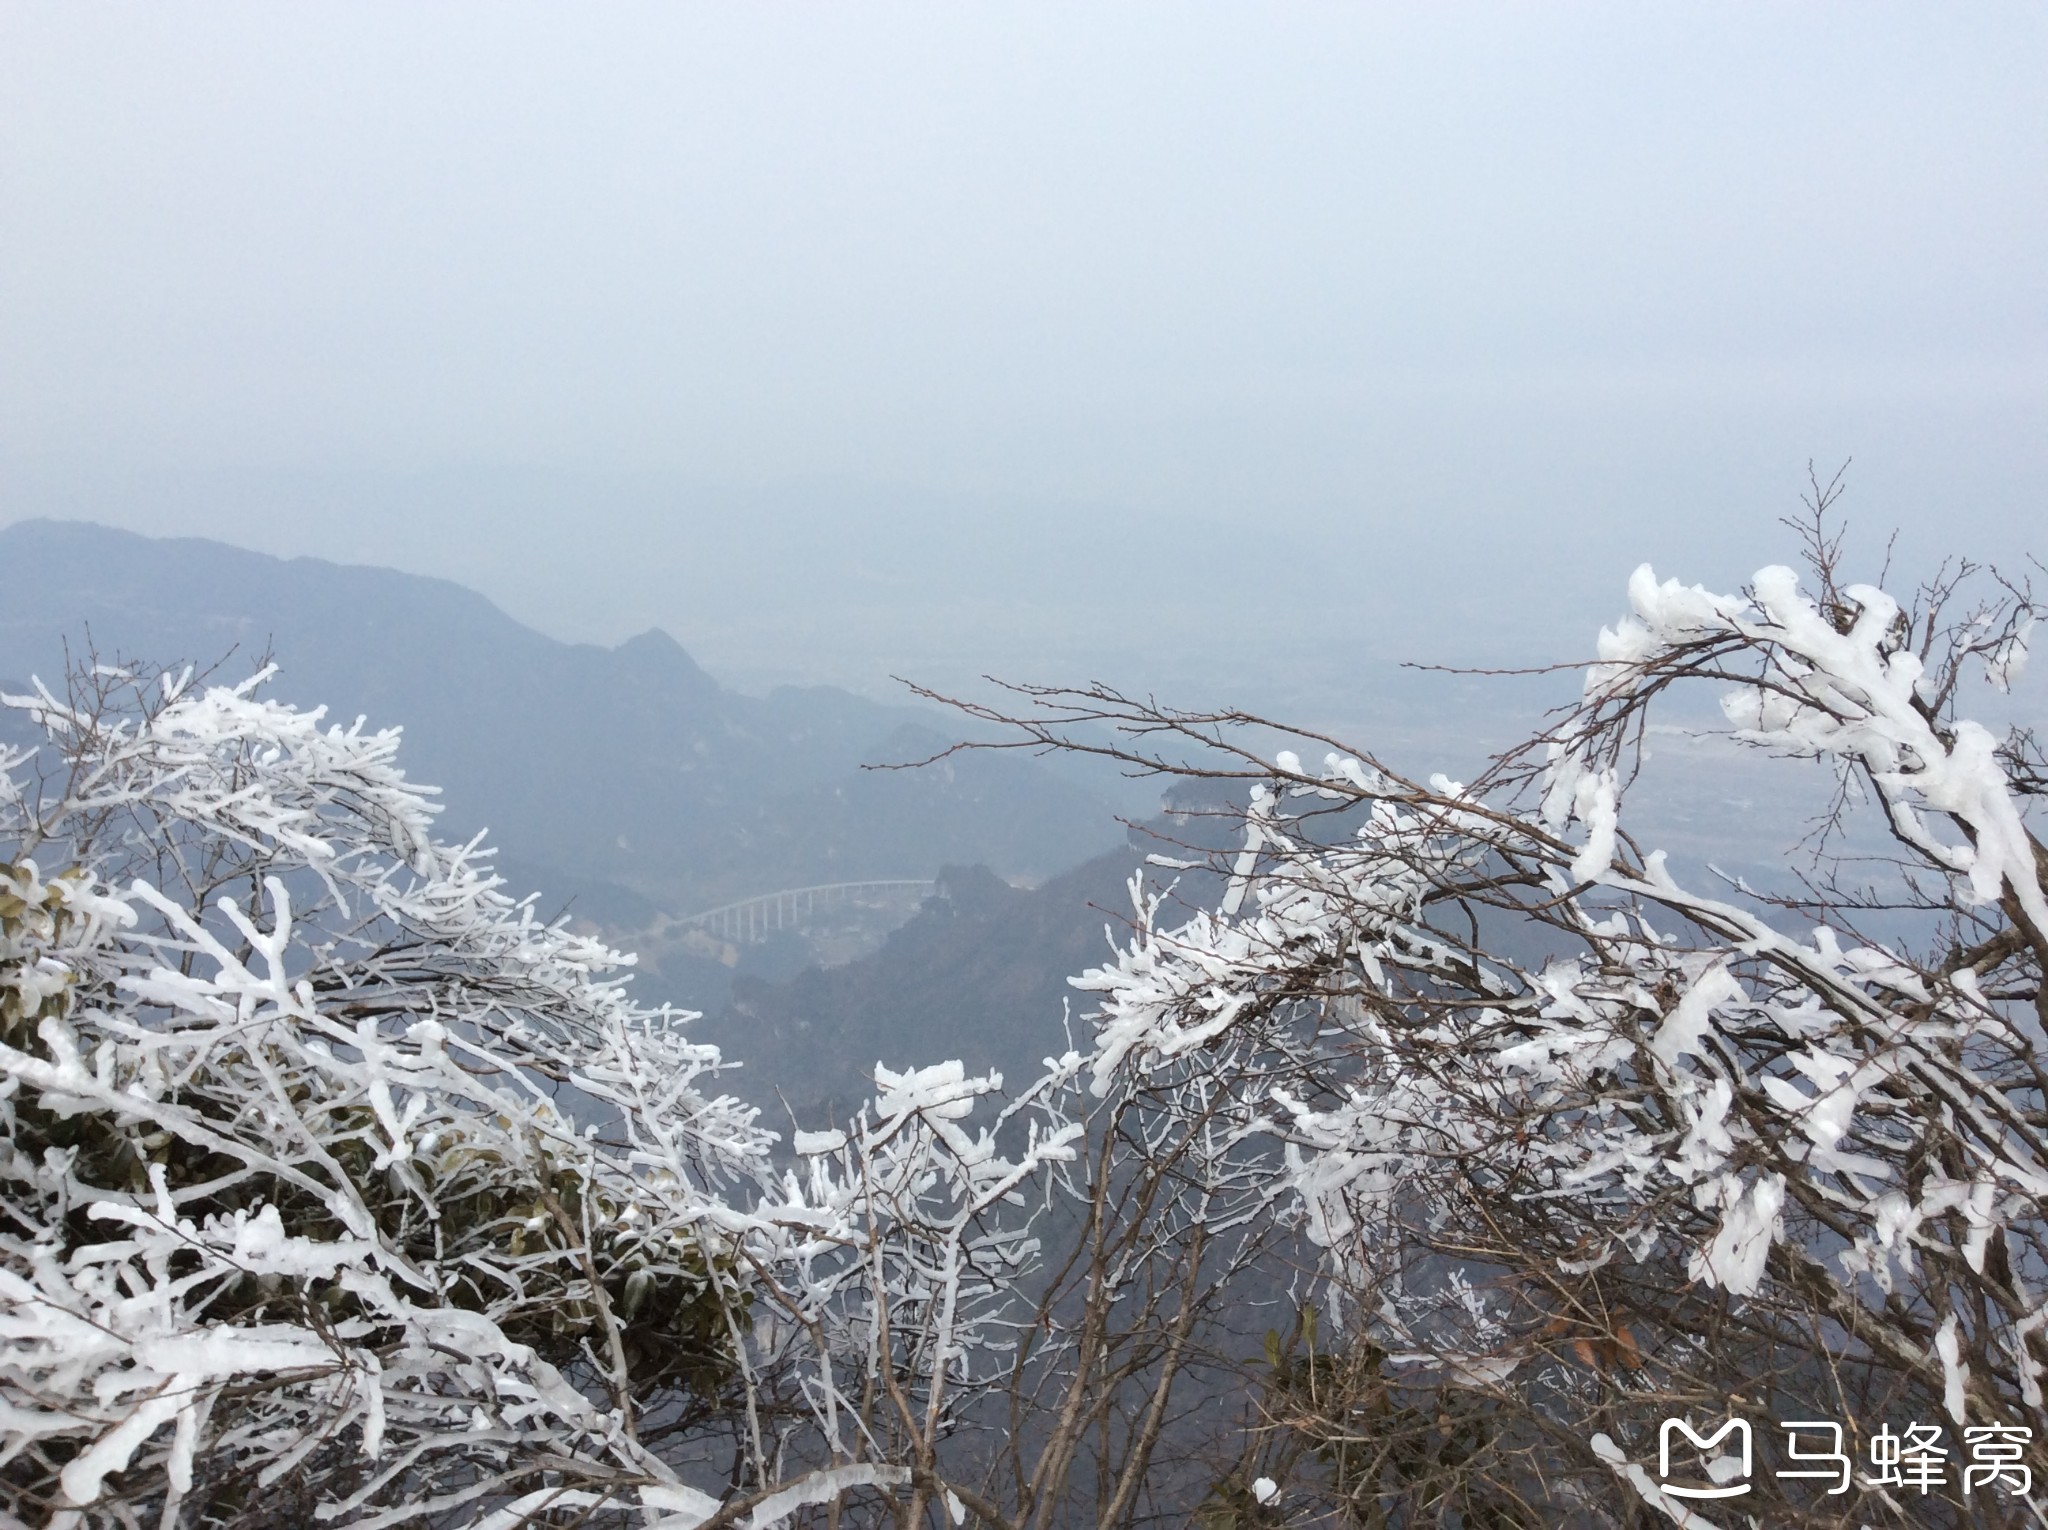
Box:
[2,4,2043,719]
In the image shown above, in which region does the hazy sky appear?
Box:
[3,4,2043,719]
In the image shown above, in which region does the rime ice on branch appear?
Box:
[9,515,2043,1527]
[0,665,1072,1528]
[912,520,2046,1524]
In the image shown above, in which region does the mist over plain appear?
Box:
[2,4,2042,739]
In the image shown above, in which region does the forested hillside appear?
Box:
[700,848,1223,1124]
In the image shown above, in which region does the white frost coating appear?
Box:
[6,542,2041,1523]
[1549,562,2048,941]
[1690,1172,1785,1295]
[58,1393,190,1507]
[1647,962,1743,1070]
[1219,784,1278,918]
[742,1463,910,1528]
[639,1482,723,1521]
[0,669,1076,1526]
[1047,549,2046,1498]
[1984,614,2032,691]
[473,1490,608,1530]
[1935,1313,1970,1424]
[873,1058,977,1121]
[1589,1434,1730,1529]
[1568,768,1620,885]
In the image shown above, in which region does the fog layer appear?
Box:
[3,5,2042,717]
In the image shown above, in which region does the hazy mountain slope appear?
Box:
[0,518,1125,911]
[696,844,1229,1125]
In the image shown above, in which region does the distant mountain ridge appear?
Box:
[0,519,1129,917]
